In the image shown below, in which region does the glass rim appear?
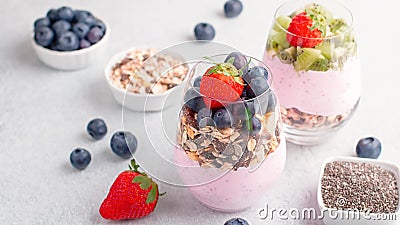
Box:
[274,0,354,41]
[187,54,274,104]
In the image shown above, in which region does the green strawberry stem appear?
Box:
[245,108,253,133]
[129,158,165,204]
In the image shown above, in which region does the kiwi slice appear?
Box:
[271,31,290,50]
[315,41,334,60]
[307,56,330,72]
[273,16,292,31]
[305,3,333,23]
[294,48,321,71]
[330,18,348,33]
[277,46,296,64]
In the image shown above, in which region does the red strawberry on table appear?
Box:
[200,58,244,109]
[99,159,163,220]
[286,11,325,48]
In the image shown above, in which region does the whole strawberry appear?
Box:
[286,11,325,48]
[99,159,162,220]
[200,58,244,109]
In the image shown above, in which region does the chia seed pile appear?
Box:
[321,161,399,213]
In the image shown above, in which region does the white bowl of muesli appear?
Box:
[105,47,190,111]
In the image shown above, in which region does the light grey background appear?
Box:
[1,0,399,224]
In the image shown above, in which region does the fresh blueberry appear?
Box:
[70,148,91,170]
[228,101,254,121]
[87,118,107,140]
[213,109,232,129]
[193,76,202,88]
[79,39,91,49]
[225,52,248,72]
[86,27,104,44]
[266,91,277,113]
[57,6,74,22]
[251,116,262,135]
[247,77,269,98]
[243,66,269,83]
[184,87,206,112]
[51,20,71,36]
[356,137,382,159]
[47,9,59,21]
[74,10,96,25]
[194,23,215,41]
[55,31,79,51]
[110,131,138,159]
[35,26,54,47]
[93,20,106,33]
[224,0,243,18]
[72,22,90,39]
[224,218,249,225]
[34,17,51,29]
[196,108,212,124]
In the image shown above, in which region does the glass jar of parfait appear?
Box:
[264,0,361,145]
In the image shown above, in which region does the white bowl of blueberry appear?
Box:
[32,6,109,70]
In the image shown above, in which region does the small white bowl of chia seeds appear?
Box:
[318,156,400,225]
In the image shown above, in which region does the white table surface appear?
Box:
[1,0,399,224]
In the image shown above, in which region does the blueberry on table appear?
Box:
[243,66,269,83]
[51,20,71,36]
[70,148,91,170]
[213,108,232,129]
[184,87,206,112]
[224,218,249,225]
[110,131,138,159]
[193,76,203,88]
[86,27,104,44]
[47,9,59,21]
[55,31,79,51]
[72,22,90,39]
[224,0,243,18]
[34,26,54,47]
[356,137,382,159]
[194,23,215,41]
[34,17,51,29]
[57,6,74,22]
[247,77,269,98]
[74,10,96,25]
[87,118,107,140]
[224,52,248,72]
[79,39,91,49]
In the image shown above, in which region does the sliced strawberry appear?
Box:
[286,12,323,48]
[199,61,244,109]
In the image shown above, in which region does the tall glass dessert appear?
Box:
[264,1,361,145]
[175,53,286,212]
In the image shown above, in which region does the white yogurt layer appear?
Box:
[263,52,361,116]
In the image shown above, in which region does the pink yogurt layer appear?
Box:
[174,139,286,212]
[263,52,361,116]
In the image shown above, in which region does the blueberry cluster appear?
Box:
[34,6,106,51]
[70,118,138,170]
[184,52,275,133]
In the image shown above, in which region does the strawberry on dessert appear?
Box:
[199,58,244,109]
[286,11,323,48]
[99,159,162,220]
